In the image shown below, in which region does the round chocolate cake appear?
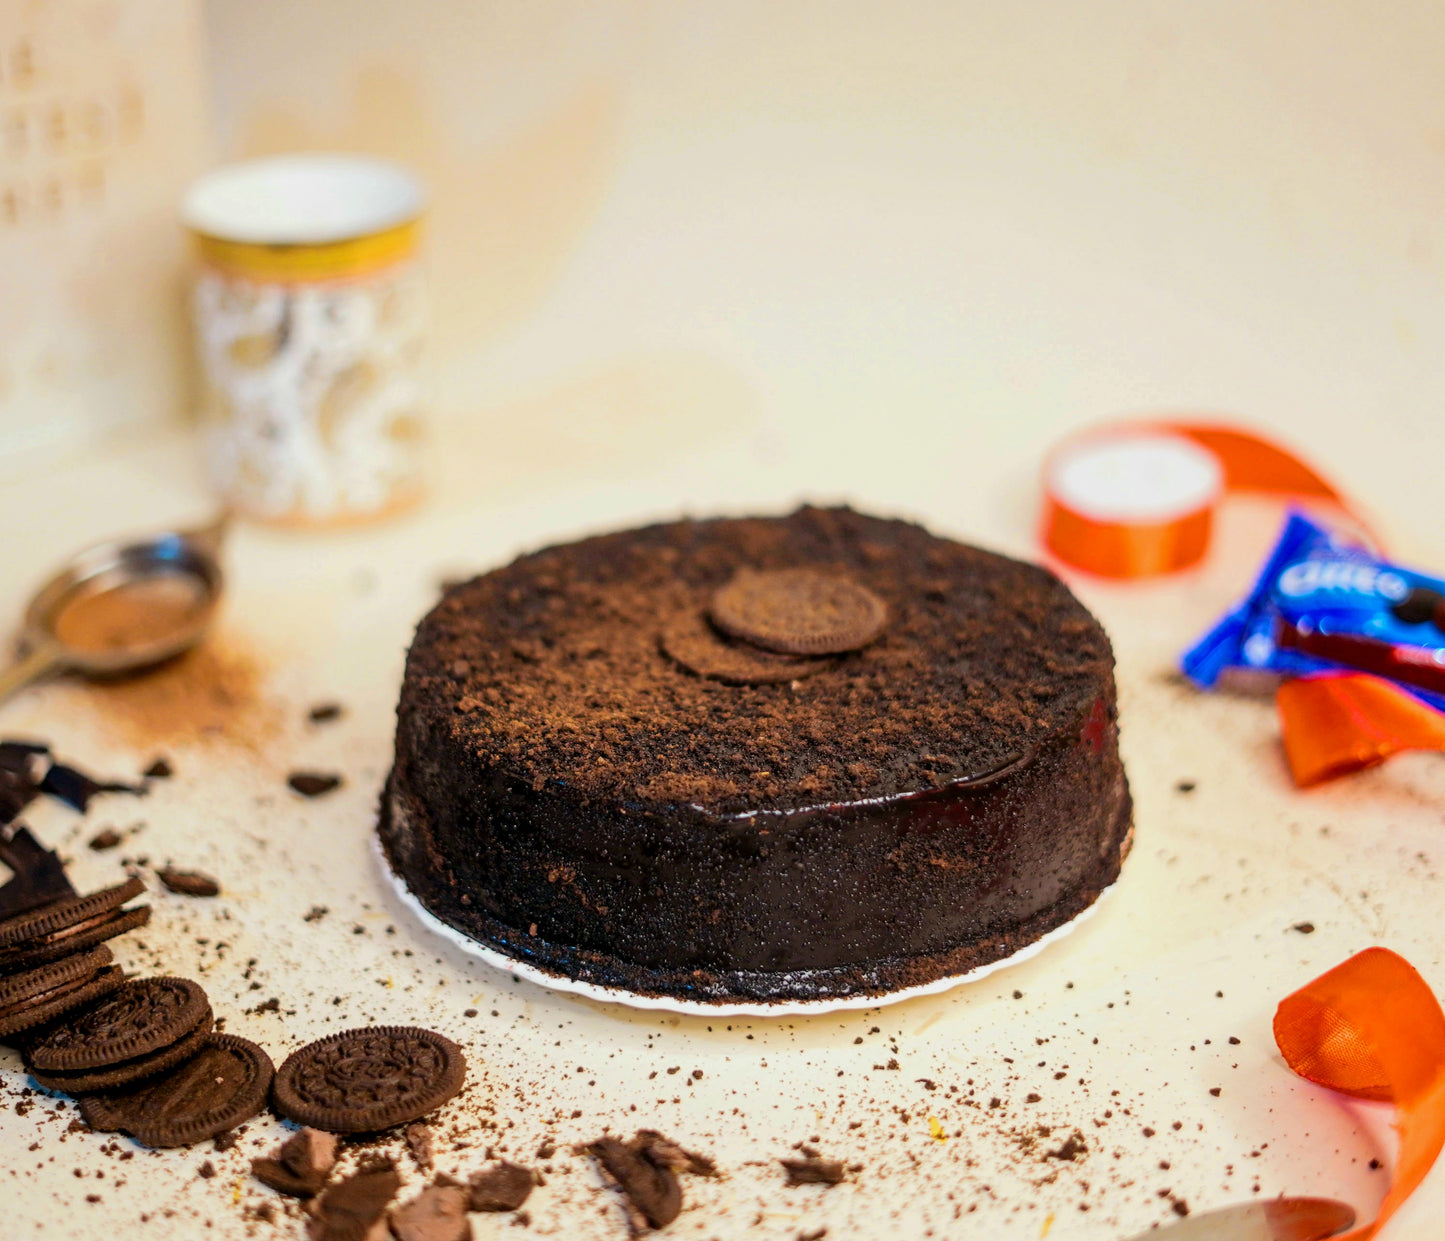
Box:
[380,507,1131,1002]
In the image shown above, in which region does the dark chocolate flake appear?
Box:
[157,869,220,898]
[781,1155,846,1186]
[589,1137,681,1229]
[288,772,343,798]
[39,764,142,813]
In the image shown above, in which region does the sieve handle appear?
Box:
[0,641,65,706]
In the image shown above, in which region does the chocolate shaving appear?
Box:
[781,1155,846,1186]
[157,869,220,898]
[0,825,75,919]
[405,1122,434,1171]
[38,763,143,813]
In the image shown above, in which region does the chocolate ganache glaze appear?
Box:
[380,506,1132,1002]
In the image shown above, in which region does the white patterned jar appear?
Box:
[182,156,427,525]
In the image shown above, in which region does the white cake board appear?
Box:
[372,832,1113,1018]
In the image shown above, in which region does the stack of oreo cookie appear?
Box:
[0,888,276,1147]
[0,876,150,1042]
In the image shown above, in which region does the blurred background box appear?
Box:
[0,0,208,467]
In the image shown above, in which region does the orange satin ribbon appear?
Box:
[1274,947,1445,1238]
[1041,420,1366,579]
[1278,673,1445,787]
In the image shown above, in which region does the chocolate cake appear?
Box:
[380,507,1131,1002]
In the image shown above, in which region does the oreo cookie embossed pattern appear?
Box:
[273,1026,467,1133]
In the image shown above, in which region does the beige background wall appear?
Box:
[199,2,1445,556]
[6,1,1445,557]
[0,0,208,466]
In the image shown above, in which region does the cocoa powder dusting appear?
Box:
[77,636,280,751]
[411,507,1111,813]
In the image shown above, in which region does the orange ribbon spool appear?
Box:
[1274,947,1445,1238]
[1041,420,1362,579]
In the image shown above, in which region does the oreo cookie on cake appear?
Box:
[380,506,1132,1002]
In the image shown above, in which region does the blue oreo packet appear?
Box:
[1181,512,1445,709]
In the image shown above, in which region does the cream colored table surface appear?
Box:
[0,411,1441,1241]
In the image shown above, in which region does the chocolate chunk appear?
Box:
[781,1155,846,1186]
[0,740,49,768]
[0,743,45,825]
[0,964,123,1038]
[252,1159,316,1198]
[0,825,75,918]
[711,568,888,655]
[467,1162,534,1212]
[390,1184,471,1241]
[157,869,220,898]
[88,829,123,851]
[632,1130,717,1177]
[659,610,835,685]
[282,1126,339,1181]
[28,976,211,1071]
[253,1128,338,1197]
[143,757,173,779]
[308,703,344,724]
[288,772,343,798]
[38,763,143,813]
[28,1012,215,1093]
[1044,1131,1087,1162]
[588,1136,681,1229]
[406,1122,435,1170]
[307,1165,401,1241]
[273,1026,466,1133]
[78,1033,274,1148]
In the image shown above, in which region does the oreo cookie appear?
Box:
[28,1012,214,1093]
[0,875,149,974]
[0,904,150,974]
[710,568,888,655]
[272,1026,466,1133]
[0,944,111,1011]
[77,1032,274,1148]
[27,976,211,1072]
[659,610,834,685]
[0,963,124,1039]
